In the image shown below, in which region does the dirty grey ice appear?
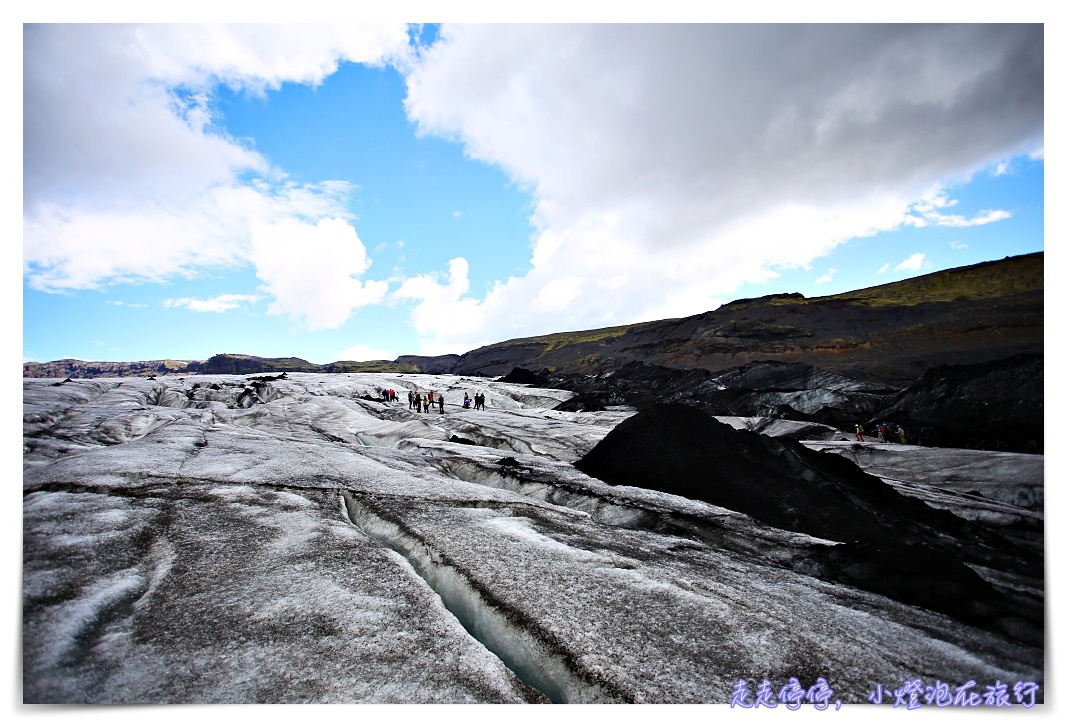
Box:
[22,373,1043,703]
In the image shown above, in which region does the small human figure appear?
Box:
[877,423,886,443]
[423,395,430,413]
[438,396,445,414]
[463,392,471,409]
[855,424,865,442]
[408,391,414,409]
[898,425,906,445]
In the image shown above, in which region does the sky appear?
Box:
[21,20,1046,365]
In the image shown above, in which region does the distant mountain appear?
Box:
[21,358,203,379]
[197,353,321,374]
[192,353,462,376]
[23,352,461,379]
[450,252,1043,385]
[24,253,1042,387]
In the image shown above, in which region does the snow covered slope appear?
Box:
[22,373,1043,703]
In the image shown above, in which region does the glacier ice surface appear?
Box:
[22,373,1043,703]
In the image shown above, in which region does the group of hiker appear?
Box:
[404,389,445,414]
[377,387,489,415]
[854,422,907,444]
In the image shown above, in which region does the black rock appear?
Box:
[549,360,890,426]
[552,392,607,412]
[248,372,288,382]
[574,403,1041,640]
[793,542,1012,631]
[575,403,940,547]
[499,367,550,386]
[871,354,1043,453]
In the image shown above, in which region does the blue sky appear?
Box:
[22,23,1045,365]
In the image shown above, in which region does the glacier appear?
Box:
[22,372,1043,704]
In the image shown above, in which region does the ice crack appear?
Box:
[340,491,630,704]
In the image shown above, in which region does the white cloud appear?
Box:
[105,300,149,309]
[397,24,1042,353]
[392,257,485,348]
[949,241,969,250]
[877,263,890,274]
[24,25,1044,357]
[532,277,583,312]
[896,253,927,272]
[163,294,261,313]
[251,217,389,330]
[337,344,397,362]
[23,23,410,330]
[814,268,837,285]
[904,191,1012,228]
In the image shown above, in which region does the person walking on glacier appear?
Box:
[855,424,865,442]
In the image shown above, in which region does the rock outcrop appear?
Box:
[869,353,1043,453]
[575,403,1041,643]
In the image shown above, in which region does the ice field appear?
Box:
[22,373,1043,703]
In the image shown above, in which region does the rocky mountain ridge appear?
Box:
[22,353,461,379]
[450,252,1043,385]
[25,252,1042,386]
